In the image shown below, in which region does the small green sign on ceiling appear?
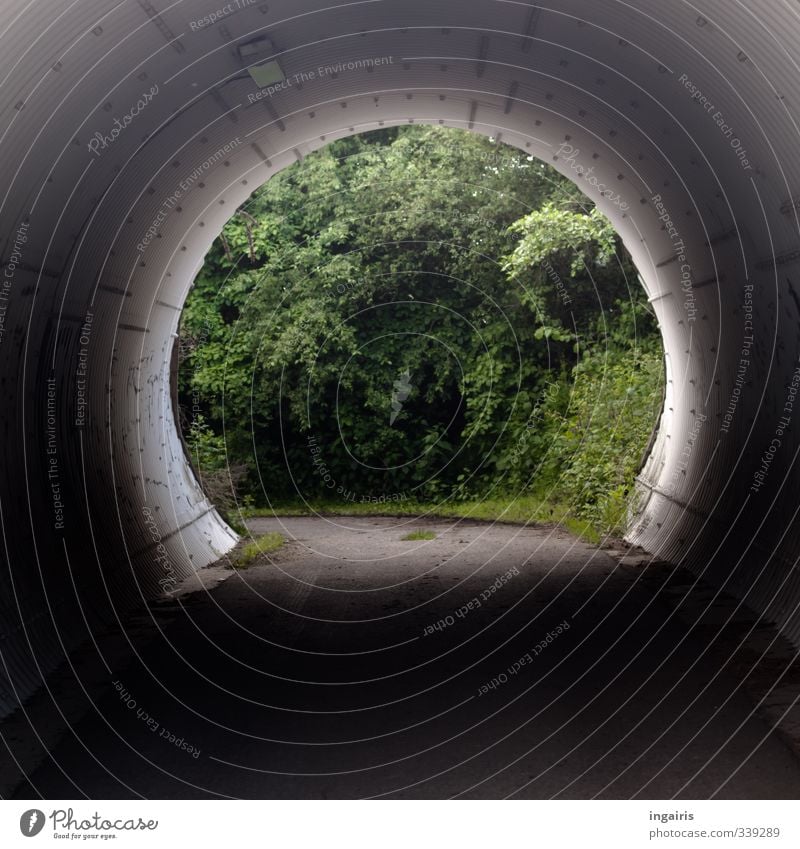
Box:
[248,60,285,89]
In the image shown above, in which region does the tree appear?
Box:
[178,125,663,531]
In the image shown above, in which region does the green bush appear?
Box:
[178,126,665,540]
[541,344,664,534]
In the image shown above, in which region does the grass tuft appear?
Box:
[233,532,285,568]
[401,530,436,541]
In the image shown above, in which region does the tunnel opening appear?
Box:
[173,123,666,544]
[2,2,800,794]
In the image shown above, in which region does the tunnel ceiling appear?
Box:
[2,0,800,716]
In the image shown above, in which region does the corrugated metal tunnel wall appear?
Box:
[1,0,800,718]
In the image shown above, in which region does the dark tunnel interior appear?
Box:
[2,0,800,801]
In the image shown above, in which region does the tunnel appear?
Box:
[0,0,799,748]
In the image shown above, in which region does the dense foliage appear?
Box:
[178,126,664,535]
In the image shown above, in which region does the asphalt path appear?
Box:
[16,516,800,799]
